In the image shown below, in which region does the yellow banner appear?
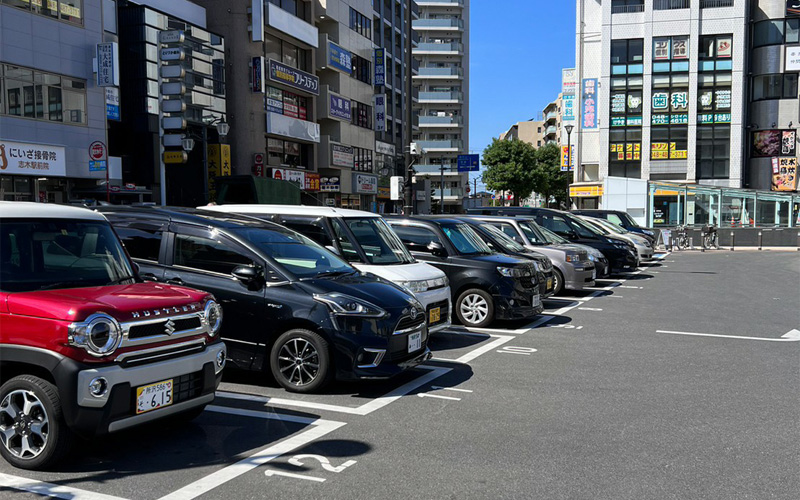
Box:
[569,185,603,197]
[207,144,232,201]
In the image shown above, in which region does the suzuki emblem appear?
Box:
[165,319,176,335]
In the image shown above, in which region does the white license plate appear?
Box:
[136,379,174,415]
[532,294,541,307]
[408,332,422,353]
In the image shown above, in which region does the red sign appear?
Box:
[254,153,264,165]
[89,141,106,161]
[252,164,264,177]
[466,186,471,194]
[305,173,320,192]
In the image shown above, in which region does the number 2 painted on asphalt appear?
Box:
[497,346,538,355]
[288,454,357,473]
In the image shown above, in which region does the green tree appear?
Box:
[531,143,571,208]
[481,138,538,206]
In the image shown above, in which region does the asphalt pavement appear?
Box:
[2,250,798,500]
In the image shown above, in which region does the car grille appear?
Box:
[387,331,429,362]
[128,317,203,340]
[395,314,426,333]
[426,300,449,327]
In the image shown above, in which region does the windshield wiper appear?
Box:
[107,275,137,285]
[314,270,356,279]
[39,280,89,291]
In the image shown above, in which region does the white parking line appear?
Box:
[431,386,473,392]
[264,470,326,482]
[0,473,128,500]
[418,393,461,401]
[159,408,346,500]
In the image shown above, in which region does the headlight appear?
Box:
[69,313,122,357]
[565,253,581,262]
[204,300,223,336]
[497,266,532,278]
[314,293,387,318]
[397,280,429,294]
[642,229,654,236]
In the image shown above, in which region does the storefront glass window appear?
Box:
[721,191,755,227]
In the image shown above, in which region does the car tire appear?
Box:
[455,288,494,328]
[270,329,333,393]
[0,375,75,470]
[552,268,565,295]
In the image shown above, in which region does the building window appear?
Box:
[349,7,372,40]
[609,128,642,178]
[697,35,732,125]
[697,126,730,179]
[610,39,644,75]
[353,147,373,172]
[265,85,310,120]
[611,0,644,13]
[753,18,800,47]
[351,100,373,129]
[267,138,310,169]
[268,0,309,22]
[752,73,798,101]
[610,74,643,127]
[351,54,372,85]
[265,34,309,72]
[651,126,688,160]
[2,0,83,26]
[1,64,86,124]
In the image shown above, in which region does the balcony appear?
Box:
[544,111,557,121]
[611,4,645,14]
[654,0,690,9]
[415,67,464,79]
[545,126,558,136]
[417,0,464,6]
[419,115,463,126]
[412,18,464,31]
[413,42,464,55]
[700,0,733,7]
[416,140,463,151]
[419,91,463,103]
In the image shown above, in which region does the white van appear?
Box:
[202,205,452,333]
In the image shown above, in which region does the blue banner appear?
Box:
[330,93,352,121]
[457,154,480,172]
[582,78,598,129]
[374,48,386,86]
[328,41,352,74]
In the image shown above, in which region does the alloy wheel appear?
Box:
[0,390,49,460]
[460,293,489,325]
[276,338,320,387]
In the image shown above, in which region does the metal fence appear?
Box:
[611,4,645,14]
[654,0,690,10]
[700,0,733,7]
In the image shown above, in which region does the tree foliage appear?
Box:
[481,139,571,207]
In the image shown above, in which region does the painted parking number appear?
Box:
[265,454,357,482]
[497,346,538,355]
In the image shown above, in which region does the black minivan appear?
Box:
[100,207,431,393]
[385,216,543,328]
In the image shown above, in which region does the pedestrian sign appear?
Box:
[457,154,480,172]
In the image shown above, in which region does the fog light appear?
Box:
[216,350,226,369]
[89,377,108,397]
[357,353,364,363]
[509,299,516,307]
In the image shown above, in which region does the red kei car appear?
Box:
[0,202,226,470]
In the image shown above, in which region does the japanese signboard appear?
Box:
[305,173,321,192]
[96,42,120,87]
[652,114,670,125]
[672,37,689,59]
[787,46,800,71]
[772,157,798,191]
[560,146,574,171]
[611,93,626,114]
[753,130,796,157]
[329,93,352,121]
[272,168,305,188]
[331,144,354,168]
[268,59,319,95]
[611,117,626,127]
[266,87,283,114]
[717,37,732,58]
[374,94,386,132]
[327,41,352,75]
[652,92,669,111]
[374,48,386,86]
[0,141,67,177]
[609,143,640,161]
[354,174,378,194]
[252,56,265,93]
[457,154,480,172]
[562,95,575,121]
[320,176,341,192]
[562,68,576,96]
[653,39,671,60]
[670,91,689,111]
[569,185,603,197]
[582,79,598,129]
[105,87,120,121]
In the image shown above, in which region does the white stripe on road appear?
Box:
[418,393,461,401]
[0,473,128,500]
[454,334,515,364]
[431,386,473,392]
[264,470,326,482]
[656,330,800,342]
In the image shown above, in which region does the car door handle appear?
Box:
[166,277,184,285]
[140,273,158,282]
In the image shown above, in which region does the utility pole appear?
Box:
[403,2,414,215]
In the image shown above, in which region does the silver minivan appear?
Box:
[467,215,596,294]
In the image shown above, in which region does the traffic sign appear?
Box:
[89,141,106,161]
[457,154,480,172]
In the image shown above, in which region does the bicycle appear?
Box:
[702,225,718,250]
[673,225,689,251]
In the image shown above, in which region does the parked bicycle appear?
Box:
[673,225,689,250]
[702,224,718,250]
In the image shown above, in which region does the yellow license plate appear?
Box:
[547,278,553,290]
[136,378,174,414]
[429,307,441,324]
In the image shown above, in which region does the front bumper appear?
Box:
[537,269,556,298]
[611,250,639,273]
[492,278,544,320]
[416,286,452,334]
[64,342,225,436]
[637,247,654,261]
[563,261,596,291]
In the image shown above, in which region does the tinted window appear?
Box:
[536,214,573,234]
[174,234,254,275]
[516,221,548,244]
[493,223,523,243]
[390,225,443,254]
[343,218,414,265]
[278,216,335,247]
[441,224,492,255]
[116,225,162,262]
[331,219,361,262]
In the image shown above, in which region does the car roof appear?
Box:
[203,204,380,218]
[384,215,467,226]
[0,201,107,221]
[96,205,290,232]
[459,214,538,223]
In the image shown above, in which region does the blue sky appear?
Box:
[468,1,576,191]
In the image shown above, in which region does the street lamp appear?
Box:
[564,124,574,209]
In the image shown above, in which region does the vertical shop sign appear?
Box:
[96,42,120,87]
[374,94,386,132]
[582,79,598,129]
[374,48,386,86]
[672,37,689,59]
[653,39,670,60]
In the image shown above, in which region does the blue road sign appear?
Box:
[457,154,480,172]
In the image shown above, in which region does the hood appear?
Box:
[298,273,419,312]
[353,261,446,282]
[451,253,532,267]
[6,283,210,322]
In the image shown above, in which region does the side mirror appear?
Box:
[427,241,447,257]
[232,266,262,288]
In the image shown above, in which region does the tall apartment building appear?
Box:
[573,0,748,209]
[542,97,562,146]
[499,120,546,147]
[412,0,470,213]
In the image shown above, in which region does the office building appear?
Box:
[412,0,470,213]
[500,120,546,148]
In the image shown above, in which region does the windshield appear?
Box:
[0,219,135,293]
[343,218,415,265]
[480,224,526,252]
[233,227,354,279]
[539,226,569,244]
[441,223,492,255]
[567,215,603,238]
[619,212,640,227]
[581,218,610,235]
[596,219,628,234]
[517,221,549,245]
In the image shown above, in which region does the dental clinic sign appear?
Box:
[0,140,66,177]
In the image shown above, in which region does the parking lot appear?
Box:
[2,250,798,500]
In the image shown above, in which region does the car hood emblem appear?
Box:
[165,319,176,335]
